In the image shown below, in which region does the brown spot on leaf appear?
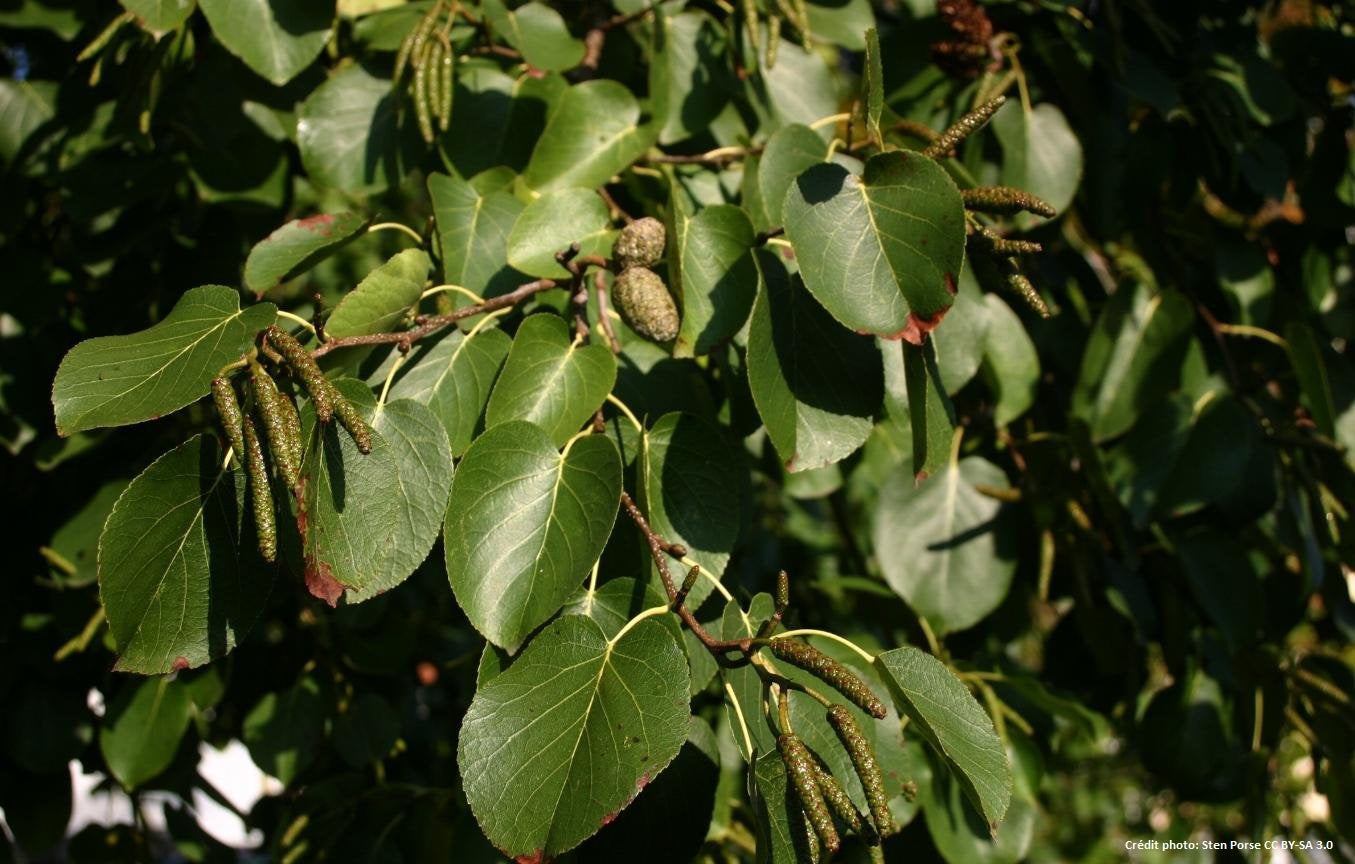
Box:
[943,272,957,294]
[304,559,345,607]
[172,656,190,671]
[882,307,949,345]
[514,852,548,864]
[296,214,335,235]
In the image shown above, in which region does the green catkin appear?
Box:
[792,0,811,41]
[827,705,893,838]
[922,94,1006,160]
[77,11,132,63]
[779,734,840,854]
[211,377,246,461]
[1001,258,1051,318]
[756,570,790,638]
[770,640,888,719]
[414,40,436,144]
[330,387,374,455]
[276,386,304,484]
[765,15,780,69]
[968,223,1044,255]
[424,39,443,130]
[742,0,761,58]
[242,415,277,563]
[962,186,1057,218]
[397,3,439,85]
[814,762,877,844]
[249,363,301,489]
[266,326,333,422]
[438,40,454,131]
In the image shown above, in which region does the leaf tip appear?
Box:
[304,559,345,607]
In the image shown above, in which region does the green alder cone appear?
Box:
[612,216,667,269]
[613,267,680,343]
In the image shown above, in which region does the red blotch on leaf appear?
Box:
[304,559,345,607]
[880,307,949,345]
[943,272,957,294]
[514,852,548,864]
[172,656,190,671]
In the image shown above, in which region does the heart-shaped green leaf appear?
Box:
[873,454,1015,633]
[299,382,450,605]
[428,171,526,299]
[198,0,333,85]
[668,200,757,357]
[649,11,730,145]
[753,124,827,229]
[53,285,276,436]
[640,412,742,609]
[243,212,368,295]
[506,187,614,278]
[98,434,273,674]
[458,614,689,858]
[378,325,511,456]
[445,421,622,650]
[874,647,1012,832]
[482,0,584,72]
[100,676,194,789]
[992,101,1081,229]
[485,314,617,448]
[784,151,966,339]
[324,249,430,340]
[980,295,1039,426]
[747,250,882,472]
[522,80,656,193]
[297,64,408,195]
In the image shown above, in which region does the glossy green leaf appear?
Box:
[751,750,803,864]
[428,171,526,299]
[1071,283,1194,442]
[564,577,669,640]
[522,80,656,192]
[717,593,776,761]
[349,397,455,602]
[485,314,617,447]
[46,478,129,587]
[438,64,566,178]
[668,200,756,357]
[650,11,730,145]
[458,614,689,857]
[749,28,838,135]
[444,420,622,651]
[297,64,408,195]
[99,676,194,789]
[873,455,1014,634]
[992,101,1081,228]
[747,250,882,472]
[298,382,400,604]
[379,326,512,456]
[979,295,1039,426]
[753,124,826,230]
[875,646,1012,831]
[243,676,325,785]
[901,337,956,482]
[506,187,614,278]
[53,286,275,436]
[198,0,334,85]
[932,271,992,394]
[243,211,368,295]
[784,152,966,338]
[863,27,883,143]
[0,80,56,163]
[640,412,742,609]
[324,249,430,340]
[483,0,584,72]
[921,735,1039,864]
[121,0,196,35]
[99,435,273,674]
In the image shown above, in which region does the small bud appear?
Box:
[612,217,666,270]
[613,267,680,343]
[211,377,246,461]
[778,733,840,854]
[770,639,888,719]
[827,705,893,838]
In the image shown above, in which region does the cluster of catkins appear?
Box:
[394,0,455,144]
[211,326,372,563]
[759,574,898,857]
[610,217,682,344]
